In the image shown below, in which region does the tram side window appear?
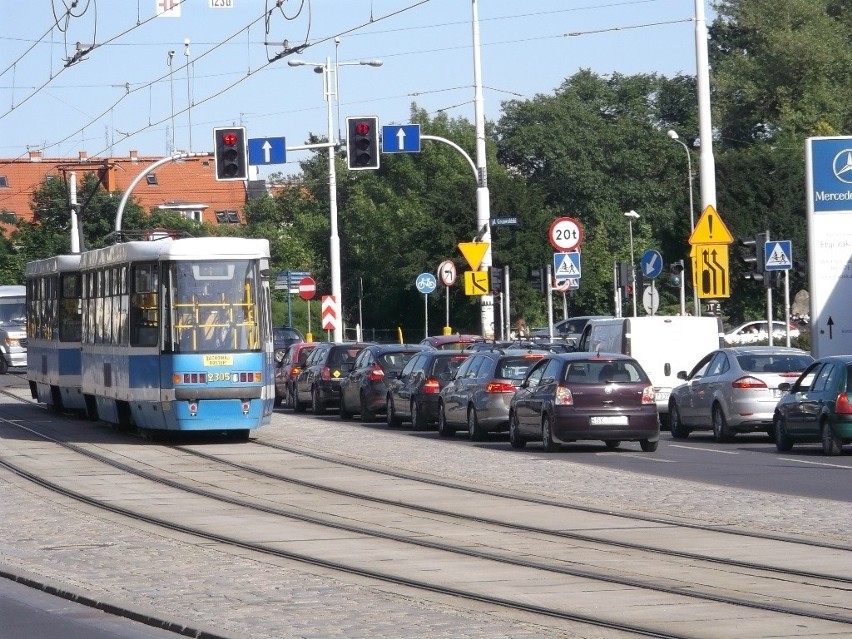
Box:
[59,273,82,342]
[130,264,159,347]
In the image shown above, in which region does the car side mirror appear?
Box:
[677,371,687,380]
[778,382,792,392]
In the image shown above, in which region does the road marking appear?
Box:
[667,444,739,455]
[596,452,676,463]
[778,457,851,470]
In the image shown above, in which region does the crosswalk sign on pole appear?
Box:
[764,240,792,271]
[553,251,581,279]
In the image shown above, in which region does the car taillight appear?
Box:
[486,381,516,393]
[422,378,440,394]
[836,392,852,415]
[641,385,655,405]
[368,365,385,382]
[321,366,330,381]
[555,385,573,406]
[290,366,302,379]
[779,372,800,378]
[732,376,767,389]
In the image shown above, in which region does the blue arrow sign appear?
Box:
[248,137,286,165]
[415,272,437,294]
[382,125,421,153]
[553,251,581,279]
[640,249,663,279]
[765,240,792,271]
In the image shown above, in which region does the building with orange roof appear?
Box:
[0,150,259,236]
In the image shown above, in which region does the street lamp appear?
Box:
[288,53,382,342]
[624,210,640,317]
[667,129,700,316]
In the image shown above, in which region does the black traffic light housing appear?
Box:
[737,232,767,282]
[213,126,248,181]
[489,266,503,294]
[670,259,684,287]
[346,116,380,170]
[529,266,546,294]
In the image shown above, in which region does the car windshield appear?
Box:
[563,360,645,384]
[378,351,419,373]
[736,353,812,373]
[0,297,26,326]
[297,346,316,364]
[328,347,361,369]
[429,355,467,378]
[498,356,543,380]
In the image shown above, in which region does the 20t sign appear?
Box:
[548,216,584,252]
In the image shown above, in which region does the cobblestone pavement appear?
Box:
[1,410,849,639]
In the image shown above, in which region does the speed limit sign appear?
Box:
[548,217,584,252]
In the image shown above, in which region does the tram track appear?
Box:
[1,409,851,639]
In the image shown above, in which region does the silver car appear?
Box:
[668,346,813,442]
[437,348,547,440]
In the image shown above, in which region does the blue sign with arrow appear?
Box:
[382,125,421,153]
[248,137,286,165]
[640,249,663,279]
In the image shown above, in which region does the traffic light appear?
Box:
[616,262,630,288]
[737,232,767,282]
[213,126,247,181]
[670,260,684,287]
[529,266,546,294]
[489,266,503,293]
[346,116,380,170]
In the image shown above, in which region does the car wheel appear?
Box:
[293,387,307,413]
[437,403,455,437]
[669,400,689,439]
[712,404,732,443]
[0,356,7,375]
[821,419,842,456]
[604,440,621,450]
[339,395,353,420]
[774,413,793,452]
[509,411,526,449]
[411,400,427,431]
[284,384,294,409]
[311,387,326,415]
[386,395,402,427]
[541,413,559,452]
[467,407,485,441]
[360,393,377,423]
[640,439,658,452]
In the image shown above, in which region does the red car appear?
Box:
[274,342,317,408]
[420,334,486,350]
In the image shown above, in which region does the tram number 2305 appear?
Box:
[207,372,232,382]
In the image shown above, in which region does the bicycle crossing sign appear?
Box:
[764,240,792,271]
[553,251,581,280]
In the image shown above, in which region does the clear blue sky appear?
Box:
[1,0,708,177]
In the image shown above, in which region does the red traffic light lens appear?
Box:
[222,132,238,146]
[354,122,371,136]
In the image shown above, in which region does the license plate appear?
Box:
[654,391,669,402]
[590,415,628,426]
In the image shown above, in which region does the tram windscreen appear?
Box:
[0,297,26,326]
[167,260,261,353]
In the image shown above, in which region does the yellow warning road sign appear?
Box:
[691,244,730,298]
[689,205,733,245]
[458,242,489,271]
[464,270,489,296]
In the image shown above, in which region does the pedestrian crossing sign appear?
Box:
[553,251,581,279]
[764,240,792,271]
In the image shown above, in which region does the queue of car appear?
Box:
[272,323,850,456]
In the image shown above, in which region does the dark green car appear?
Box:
[773,355,852,456]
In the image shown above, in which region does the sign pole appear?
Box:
[445,287,450,333]
[424,294,429,340]
[307,300,312,342]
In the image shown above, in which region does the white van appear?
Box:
[577,316,724,424]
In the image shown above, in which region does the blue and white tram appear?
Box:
[54,236,274,437]
[25,255,86,412]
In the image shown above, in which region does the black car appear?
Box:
[339,344,427,422]
[273,326,304,360]
[385,350,469,429]
[773,355,852,455]
[293,342,372,415]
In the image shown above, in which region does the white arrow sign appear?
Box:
[644,252,659,276]
[396,128,406,150]
[262,140,272,163]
